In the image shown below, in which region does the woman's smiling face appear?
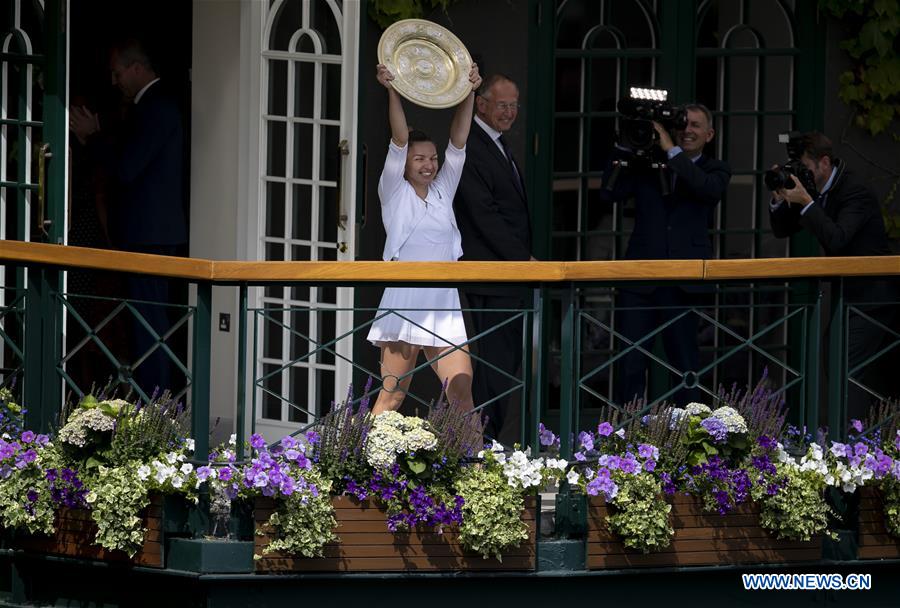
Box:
[405,141,439,191]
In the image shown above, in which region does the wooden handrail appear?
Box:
[0,241,213,280]
[0,241,897,283]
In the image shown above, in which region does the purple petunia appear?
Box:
[250,434,266,450]
[578,431,594,452]
[597,422,614,437]
[757,435,777,450]
[850,419,864,433]
[20,430,35,444]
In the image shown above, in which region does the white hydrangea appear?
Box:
[710,406,748,434]
[57,408,116,447]
[365,412,438,470]
[405,426,438,453]
[685,402,712,416]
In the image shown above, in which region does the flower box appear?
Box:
[587,493,821,568]
[254,495,537,572]
[857,487,900,560]
[12,493,166,568]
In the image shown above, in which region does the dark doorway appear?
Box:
[64,0,192,400]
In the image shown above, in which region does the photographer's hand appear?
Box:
[652,121,674,152]
[779,175,814,207]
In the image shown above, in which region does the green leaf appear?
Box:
[702,442,719,456]
[85,455,104,469]
[407,458,427,474]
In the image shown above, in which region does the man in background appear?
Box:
[769,131,898,422]
[601,104,731,406]
[454,74,533,444]
[70,38,187,396]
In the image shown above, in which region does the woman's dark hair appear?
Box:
[408,129,432,144]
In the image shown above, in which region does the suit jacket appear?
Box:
[454,122,532,296]
[770,160,896,303]
[96,82,187,248]
[601,148,732,292]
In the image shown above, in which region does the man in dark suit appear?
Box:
[769,131,898,420]
[454,75,533,443]
[601,104,731,406]
[70,39,187,396]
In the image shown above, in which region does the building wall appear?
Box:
[823,16,899,252]
[190,0,242,445]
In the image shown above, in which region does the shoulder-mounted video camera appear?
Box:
[604,87,687,195]
[764,132,818,196]
[616,87,688,158]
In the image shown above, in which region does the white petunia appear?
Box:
[566,469,581,485]
[137,465,151,481]
[180,463,194,475]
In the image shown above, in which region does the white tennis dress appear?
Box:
[367,140,467,347]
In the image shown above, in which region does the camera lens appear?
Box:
[764,167,793,191]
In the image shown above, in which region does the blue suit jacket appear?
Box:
[601,148,731,292]
[97,82,187,247]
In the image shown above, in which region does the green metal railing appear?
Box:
[0,244,897,466]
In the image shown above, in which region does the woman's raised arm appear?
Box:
[377,64,408,147]
[448,63,482,149]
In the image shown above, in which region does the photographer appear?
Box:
[601,103,732,406]
[769,131,898,420]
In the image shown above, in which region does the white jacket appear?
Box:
[378,141,465,262]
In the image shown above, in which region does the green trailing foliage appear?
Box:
[605,472,674,554]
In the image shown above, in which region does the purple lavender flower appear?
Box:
[597,422,613,437]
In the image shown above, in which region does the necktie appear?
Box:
[498,135,524,195]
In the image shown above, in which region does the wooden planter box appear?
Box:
[255,495,537,572]
[12,493,166,567]
[587,493,821,569]
[857,487,900,560]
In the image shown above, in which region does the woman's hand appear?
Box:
[376,64,395,89]
[468,62,482,92]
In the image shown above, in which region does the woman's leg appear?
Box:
[424,344,481,439]
[372,341,420,415]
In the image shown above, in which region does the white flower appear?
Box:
[546,458,567,471]
[615,428,625,438]
[137,465,151,481]
[180,463,194,475]
[229,434,237,446]
[165,452,178,464]
[566,469,581,485]
[185,438,195,453]
[154,468,170,484]
[171,475,184,489]
[710,406,748,434]
[685,402,712,416]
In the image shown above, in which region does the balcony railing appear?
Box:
[0,240,898,461]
